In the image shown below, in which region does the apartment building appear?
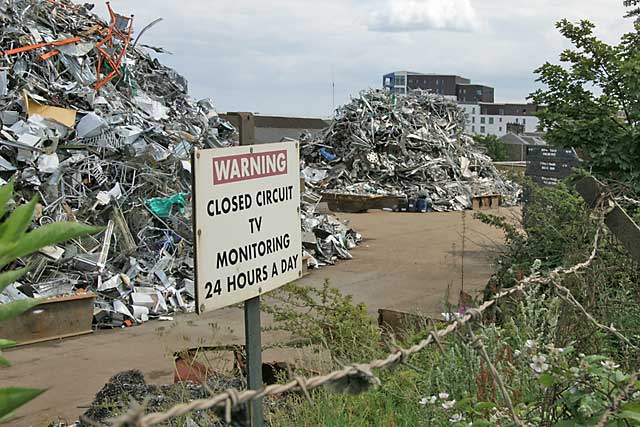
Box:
[382,71,540,137]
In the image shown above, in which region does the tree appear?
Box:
[473,134,508,161]
[625,0,640,20]
[530,3,640,190]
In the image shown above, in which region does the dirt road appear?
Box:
[1,208,515,426]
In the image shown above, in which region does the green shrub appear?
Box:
[264,280,381,365]
[268,283,640,427]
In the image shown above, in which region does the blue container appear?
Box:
[416,199,428,213]
[407,199,417,212]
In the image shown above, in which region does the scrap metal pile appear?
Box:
[301,89,520,211]
[300,189,362,267]
[0,0,362,328]
[0,0,236,327]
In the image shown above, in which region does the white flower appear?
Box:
[439,392,450,400]
[449,413,464,422]
[514,350,521,357]
[524,340,538,351]
[601,360,620,370]
[419,396,437,405]
[632,391,640,400]
[442,400,456,410]
[530,355,550,373]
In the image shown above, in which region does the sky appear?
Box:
[103,0,635,118]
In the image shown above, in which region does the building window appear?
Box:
[472,107,476,114]
[499,117,502,123]
[499,127,502,132]
[395,76,406,86]
[523,118,526,125]
[515,118,519,123]
[489,117,494,125]
[480,117,485,124]
[472,116,475,123]
[472,126,475,132]
[480,126,486,134]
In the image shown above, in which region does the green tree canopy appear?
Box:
[473,134,508,162]
[530,3,640,190]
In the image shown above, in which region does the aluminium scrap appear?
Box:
[0,0,361,328]
[301,89,521,211]
[0,0,237,327]
[300,186,362,267]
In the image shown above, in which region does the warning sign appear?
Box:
[192,142,302,313]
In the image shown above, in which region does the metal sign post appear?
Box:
[192,113,301,427]
[237,112,262,427]
[244,295,263,426]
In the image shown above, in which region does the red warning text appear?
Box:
[212,150,288,185]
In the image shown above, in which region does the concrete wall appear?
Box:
[504,142,528,162]
[220,114,329,145]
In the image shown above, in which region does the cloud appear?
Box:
[99,0,633,117]
[368,0,481,33]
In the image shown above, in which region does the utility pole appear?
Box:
[332,70,335,117]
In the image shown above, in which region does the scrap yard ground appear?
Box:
[1,208,516,427]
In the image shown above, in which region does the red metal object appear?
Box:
[94,2,134,90]
[39,49,61,61]
[174,354,211,385]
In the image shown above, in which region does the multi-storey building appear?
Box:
[458,103,542,136]
[382,71,540,137]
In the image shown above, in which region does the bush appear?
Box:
[478,181,640,359]
[263,280,381,365]
[268,283,640,427]
[267,182,640,426]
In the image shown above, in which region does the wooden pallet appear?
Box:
[472,194,501,210]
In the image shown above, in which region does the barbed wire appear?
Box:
[546,212,637,349]
[110,218,611,427]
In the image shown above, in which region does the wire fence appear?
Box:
[104,211,640,427]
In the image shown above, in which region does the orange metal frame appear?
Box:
[94,2,134,90]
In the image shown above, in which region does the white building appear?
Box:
[458,103,541,137]
[382,71,541,137]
